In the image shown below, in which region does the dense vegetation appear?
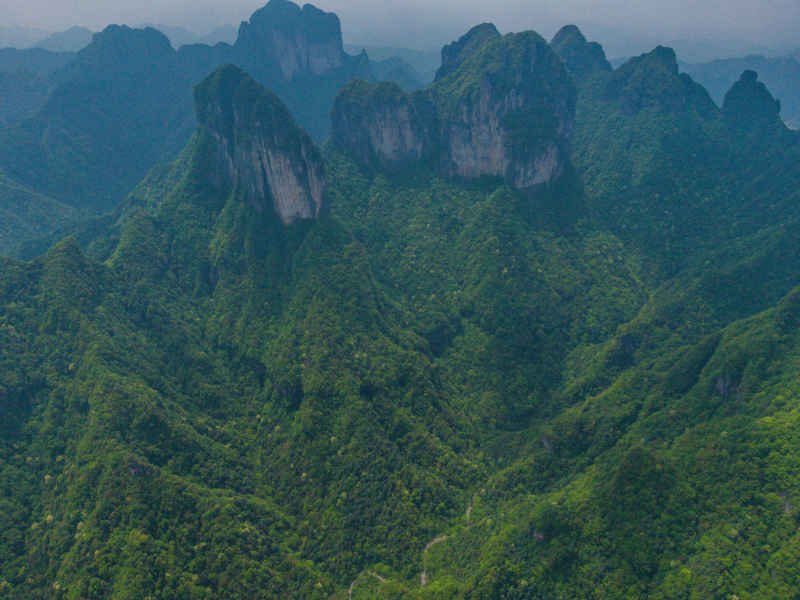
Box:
[2,15,800,600]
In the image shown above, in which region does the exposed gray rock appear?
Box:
[195,64,326,224]
[236,0,345,79]
[332,28,575,191]
[331,80,437,169]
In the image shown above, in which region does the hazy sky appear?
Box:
[4,0,800,53]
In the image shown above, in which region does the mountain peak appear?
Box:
[551,24,611,79]
[78,25,174,68]
[434,22,500,81]
[605,45,715,115]
[552,24,586,45]
[649,45,679,72]
[723,69,783,129]
[235,0,345,78]
[333,29,575,190]
[194,64,326,224]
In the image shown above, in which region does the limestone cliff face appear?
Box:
[331,80,437,169]
[437,31,575,189]
[235,0,345,79]
[331,29,574,190]
[331,30,574,190]
[195,65,326,224]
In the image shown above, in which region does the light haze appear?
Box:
[3,0,799,55]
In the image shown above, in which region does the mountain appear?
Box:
[3,21,800,600]
[194,65,327,223]
[0,25,49,49]
[0,0,413,251]
[34,26,93,52]
[0,26,195,214]
[0,47,75,75]
[682,55,800,128]
[0,71,50,126]
[332,28,575,192]
[434,23,500,81]
[723,69,784,129]
[551,25,612,80]
[144,24,237,48]
[369,56,425,91]
[557,32,800,280]
[344,44,440,83]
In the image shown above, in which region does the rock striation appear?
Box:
[195,64,326,224]
[332,28,575,191]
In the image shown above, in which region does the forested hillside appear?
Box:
[1,10,800,600]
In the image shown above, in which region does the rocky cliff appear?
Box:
[235,0,345,79]
[435,31,575,189]
[331,80,437,169]
[195,65,326,224]
[332,28,575,191]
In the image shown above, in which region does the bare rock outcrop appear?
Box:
[235,0,346,79]
[331,28,575,191]
[195,64,326,224]
[331,80,437,169]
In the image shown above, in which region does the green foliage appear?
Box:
[2,26,800,600]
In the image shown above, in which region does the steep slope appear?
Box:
[0,57,643,597]
[550,24,612,80]
[194,65,327,223]
[0,0,399,252]
[0,26,193,212]
[434,23,500,82]
[332,27,576,192]
[568,36,800,276]
[0,172,79,254]
[235,0,347,79]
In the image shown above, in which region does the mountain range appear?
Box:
[0,0,426,253]
[2,3,800,599]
